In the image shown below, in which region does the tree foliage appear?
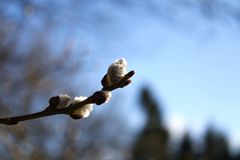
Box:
[131,87,239,160]
[131,87,169,160]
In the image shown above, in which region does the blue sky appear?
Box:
[51,0,240,148]
[81,1,240,148]
[1,0,240,149]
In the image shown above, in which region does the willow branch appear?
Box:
[0,70,135,125]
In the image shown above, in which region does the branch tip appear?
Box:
[0,62,135,125]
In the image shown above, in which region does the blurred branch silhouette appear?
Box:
[1,0,240,159]
[0,1,135,159]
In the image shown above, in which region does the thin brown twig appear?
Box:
[0,70,135,125]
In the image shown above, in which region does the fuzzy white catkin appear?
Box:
[104,91,112,103]
[72,96,93,118]
[107,58,127,86]
[57,94,72,109]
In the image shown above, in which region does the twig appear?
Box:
[0,70,135,125]
[102,71,135,91]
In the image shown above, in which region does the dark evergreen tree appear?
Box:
[131,87,169,160]
[232,151,240,160]
[177,133,197,160]
[202,127,231,160]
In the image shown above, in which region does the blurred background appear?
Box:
[0,0,240,159]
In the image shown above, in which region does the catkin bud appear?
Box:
[49,94,72,109]
[92,91,112,105]
[49,96,60,108]
[70,96,93,119]
[106,58,127,86]
[58,94,72,109]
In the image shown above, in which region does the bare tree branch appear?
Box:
[0,70,135,125]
